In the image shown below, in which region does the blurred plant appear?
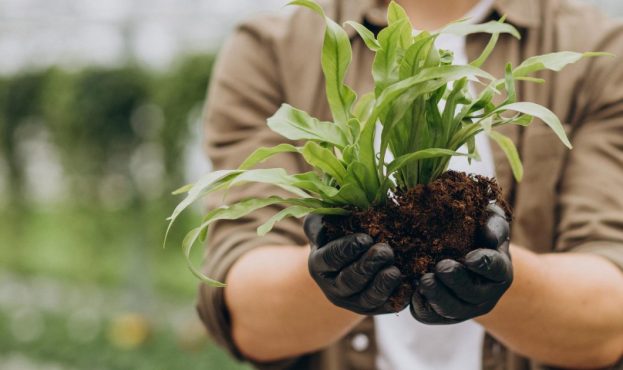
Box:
[0,70,52,209]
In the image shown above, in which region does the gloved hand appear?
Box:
[410,203,513,324]
[304,214,405,315]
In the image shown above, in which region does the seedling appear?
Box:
[166,0,607,291]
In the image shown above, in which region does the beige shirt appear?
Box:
[196,0,623,369]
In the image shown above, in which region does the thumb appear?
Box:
[303,213,327,247]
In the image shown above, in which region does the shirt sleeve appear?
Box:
[555,21,623,271]
[195,14,310,368]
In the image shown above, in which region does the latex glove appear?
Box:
[410,203,513,324]
[304,214,405,315]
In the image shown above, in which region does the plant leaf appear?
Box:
[172,183,193,195]
[227,168,312,198]
[183,196,334,285]
[291,172,340,198]
[373,18,412,95]
[257,205,347,236]
[399,32,435,79]
[386,148,469,175]
[370,65,494,129]
[487,130,523,181]
[496,102,572,148]
[387,1,412,47]
[344,21,380,51]
[441,20,520,39]
[504,63,517,104]
[267,104,349,147]
[300,141,348,184]
[238,143,299,170]
[353,92,376,122]
[183,196,295,285]
[165,169,239,245]
[512,51,612,78]
[290,0,357,127]
[330,183,370,209]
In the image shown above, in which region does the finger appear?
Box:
[410,289,463,325]
[418,273,478,320]
[309,233,373,273]
[303,213,327,247]
[464,248,512,282]
[486,202,507,219]
[479,213,510,249]
[434,259,494,304]
[335,243,394,295]
[356,266,402,311]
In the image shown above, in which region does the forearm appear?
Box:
[477,245,623,367]
[224,244,363,362]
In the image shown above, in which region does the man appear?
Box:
[196,0,623,369]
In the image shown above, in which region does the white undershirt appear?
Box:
[374,1,496,369]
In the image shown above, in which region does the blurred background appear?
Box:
[0,1,621,369]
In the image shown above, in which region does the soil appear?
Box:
[326,170,511,311]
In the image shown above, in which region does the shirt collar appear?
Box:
[338,0,540,38]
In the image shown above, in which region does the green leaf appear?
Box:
[399,33,435,79]
[291,0,357,127]
[511,114,534,126]
[358,114,380,193]
[344,21,380,51]
[345,161,377,203]
[441,20,520,39]
[227,168,311,198]
[512,51,612,78]
[496,102,572,149]
[330,183,370,209]
[370,65,494,129]
[172,183,193,195]
[373,18,412,95]
[238,143,299,170]
[287,0,324,15]
[353,92,376,122]
[488,130,523,181]
[300,141,348,184]
[504,63,516,104]
[257,206,312,236]
[387,1,412,47]
[386,148,469,175]
[267,104,349,147]
[182,227,226,286]
[257,205,347,236]
[165,169,239,245]
[291,172,340,198]
[387,1,409,25]
[183,196,295,285]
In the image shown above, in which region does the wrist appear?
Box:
[226,244,363,362]
[475,245,543,326]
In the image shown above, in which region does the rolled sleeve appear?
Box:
[195,12,310,368]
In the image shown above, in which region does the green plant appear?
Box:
[166,0,607,286]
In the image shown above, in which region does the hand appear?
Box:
[304,214,405,315]
[410,203,513,324]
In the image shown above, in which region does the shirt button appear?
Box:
[350,333,369,352]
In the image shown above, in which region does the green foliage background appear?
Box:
[0,55,248,369]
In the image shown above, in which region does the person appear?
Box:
[196,0,623,369]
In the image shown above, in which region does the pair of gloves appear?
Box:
[303,203,513,323]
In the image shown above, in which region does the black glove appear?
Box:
[304,214,405,315]
[410,203,513,324]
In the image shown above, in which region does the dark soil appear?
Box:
[326,170,511,311]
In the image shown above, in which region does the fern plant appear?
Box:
[166,0,606,286]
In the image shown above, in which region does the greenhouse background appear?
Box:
[0,1,621,369]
